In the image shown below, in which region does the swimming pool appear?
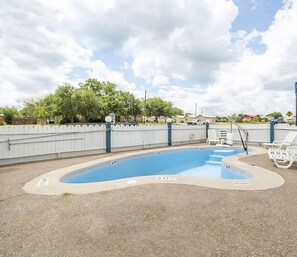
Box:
[63,148,249,184]
[23,146,285,194]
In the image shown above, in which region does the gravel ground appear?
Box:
[0,150,297,257]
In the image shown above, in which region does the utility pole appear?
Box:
[144,90,147,124]
[295,82,297,126]
[194,103,197,117]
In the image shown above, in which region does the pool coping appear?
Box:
[23,145,285,195]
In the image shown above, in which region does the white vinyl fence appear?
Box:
[172,125,206,145]
[111,124,205,151]
[209,124,297,144]
[111,125,168,151]
[275,124,297,144]
[0,125,106,165]
[209,124,270,144]
[0,123,296,165]
[0,124,206,165]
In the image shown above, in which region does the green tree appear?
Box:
[118,91,143,120]
[169,106,184,117]
[41,94,58,119]
[79,79,120,116]
[236,113,244,123]
[73,88,105,122]
[80,78,117,96]
[231,113,238,122]
[0,106,21,124]
[54,83,77,123]
[21,99,37,118]
[145,97,176,122]
[129,98,143,120]
[266,112,283,119]
[33,105,47,119]
[21,94,57,120]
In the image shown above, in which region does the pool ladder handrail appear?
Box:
[227,116,249,155]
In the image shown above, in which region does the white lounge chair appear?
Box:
[207,129,219,145]
[268,146,297,169]
[263,132,297,149]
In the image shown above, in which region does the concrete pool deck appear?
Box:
[1,144,297,256]
[23,145,284,195]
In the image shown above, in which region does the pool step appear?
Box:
[205,160,222,166]
[213,149,235,156]
[209,154,223,162]
[205,149,236,166]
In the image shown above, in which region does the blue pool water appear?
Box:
[63,148,250,183]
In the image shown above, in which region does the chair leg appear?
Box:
[274,159,294,169]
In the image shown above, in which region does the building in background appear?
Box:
[243,114,260,122]
[0,114,4,125]
[196,114,216,123]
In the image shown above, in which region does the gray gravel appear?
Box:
[1,151,297,257]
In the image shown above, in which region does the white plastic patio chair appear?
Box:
[219,130,227,143]
[219,130,234,145]
[268,146,297,169]
[226,132,233,146]
[219,129,228,140]
[263,132,297,149]
[207,129,219,145]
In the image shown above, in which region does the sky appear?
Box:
[1,0,297,117]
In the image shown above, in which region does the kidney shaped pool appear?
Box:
[63,148,250,184]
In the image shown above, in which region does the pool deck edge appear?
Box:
[23,145,285,195]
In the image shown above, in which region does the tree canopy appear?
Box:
[266,112,283,119]
[145,97,183,122]
[0,78,184,124]
[0,107,21,124]
[54,83,78,123]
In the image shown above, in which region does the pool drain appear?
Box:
[234,182,251,186]
[156,176,177,181]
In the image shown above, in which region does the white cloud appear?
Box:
[178,0,297,116]
[251,0,257,10]
[0,0,238,104]
[38,0,239,86]
[0,1,93,101]
[125,0,238,85]
[88,60,136,91]
[0,0,296,117]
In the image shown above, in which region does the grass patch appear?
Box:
[61,192,71,197]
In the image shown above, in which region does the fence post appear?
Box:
[270,121,275,143]
[167,118,173,146]
[206,122,209,139]
[105,116,112,153]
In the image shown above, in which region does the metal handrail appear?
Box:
[227,116,249,154]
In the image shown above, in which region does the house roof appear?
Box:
[197,114,216,118]
[243,114,260,118]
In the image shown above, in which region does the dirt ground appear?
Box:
[1,149,297,257]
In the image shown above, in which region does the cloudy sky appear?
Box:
[1,0,297,116]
